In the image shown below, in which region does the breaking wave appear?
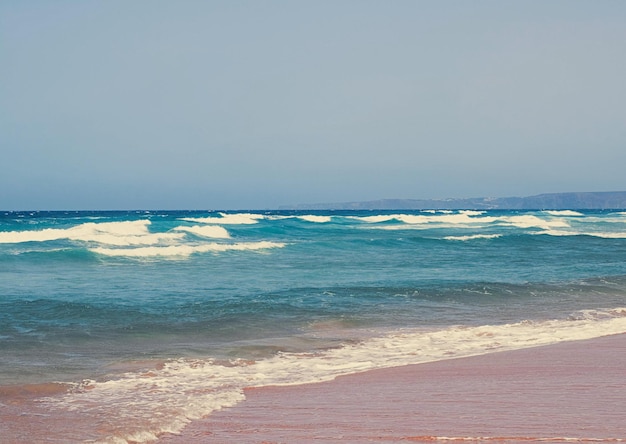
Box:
[90,241,286,258]
[42,307,626,443]
[0,220,184,246]
[179,213,265,225]
[172,225,231,239]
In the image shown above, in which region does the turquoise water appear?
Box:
[1,209,626,442]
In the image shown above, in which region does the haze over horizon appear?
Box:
[2,1,625,210]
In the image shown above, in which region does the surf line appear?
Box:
[402,436,626,443]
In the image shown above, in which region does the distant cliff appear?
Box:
[281,191,626,210]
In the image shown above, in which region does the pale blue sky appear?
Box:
[2,1,625,210]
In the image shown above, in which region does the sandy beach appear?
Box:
[160,334,626,443]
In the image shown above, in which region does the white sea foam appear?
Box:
[396,213,497,225]
[444,234,502,241]
[0,228,66,244]
[540,229,626,239]
[422,210,455,214]
[0,220,183,246]
[498,215,570,230]
[90,241,285,258]
[542,210,584,217]
[350,213,578,231]
[459,210,485,216]
[593,232,626,239]
[172,225,231,239]
[43,307,626,443]
[261,214,332,223]
[348,215,397,223]
[180,213,264,225]
[350,213,496,226]
[297,215,332,223]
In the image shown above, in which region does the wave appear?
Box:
[180,213,264,225]
[41,307,626,443]
[539,229,626,239]
[353,211,621,238]
[352,213,573,231]
[542,210,584,216]
[395,213,492,225]
[182,213,333,224]
[348,215,397,223]
[172,225,231,239]
[349,212,497,225]
[444,234,502,241]
[296,215,332,223]
[90,241,286,258]
[500,215,570,230]
[0,220,184,246]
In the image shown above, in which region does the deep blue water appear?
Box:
[2,209,626,385]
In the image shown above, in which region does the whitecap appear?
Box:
[539,229,626,239]
[296,215,332,223]
[542,210,584,217]
[459,210,486,216]
[498,215,570,230]
[0,220,183,246]
[347,215,397,223]
[396,213,496,225]
[90,241,286,258]
[262,215,331,223]
[0,227,69,244]
[349,212,494,225]
[172,225,231,239]
[179,213,264,225]
[444,234,502,241]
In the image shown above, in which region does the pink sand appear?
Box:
[160,334,626,443]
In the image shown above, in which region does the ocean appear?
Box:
[1,209,626,443]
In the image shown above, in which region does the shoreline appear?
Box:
[160,334,626,443]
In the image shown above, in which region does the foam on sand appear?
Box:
[166,334,626,443]
[40,307,626,443]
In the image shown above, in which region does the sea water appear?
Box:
[1,209,626,442]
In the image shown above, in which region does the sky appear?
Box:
[2,1,625,210]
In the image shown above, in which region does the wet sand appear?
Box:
[160,334,626,443]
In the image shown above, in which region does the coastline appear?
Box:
[160,334,626,443]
